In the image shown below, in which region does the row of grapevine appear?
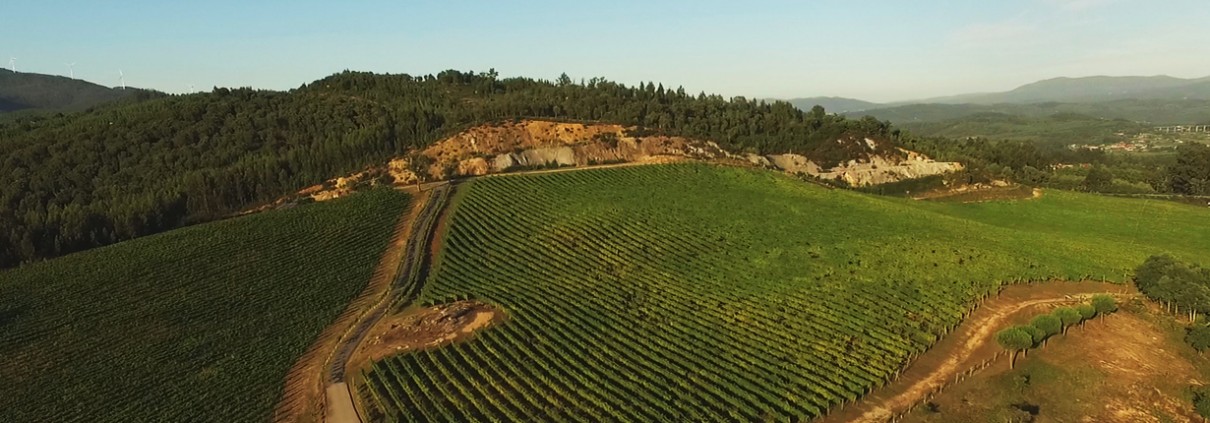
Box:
[359,165,983,422]
[0,189,410,422]
[360,163,1210,421]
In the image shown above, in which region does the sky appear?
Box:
[4,0,1209,102]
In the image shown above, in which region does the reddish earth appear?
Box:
[348,300,504,372]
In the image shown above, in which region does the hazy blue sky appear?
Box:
[4,0,1208,102]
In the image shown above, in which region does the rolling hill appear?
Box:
[786,76,1210,127]
[0,189,409,423]
[5,163,1209,421]
[359,163,1210,421]
[892,112,1148,145]
[848,99,1210,125]
[916,75,1210,105]
[0,70,909,268]
[0,69,140,113]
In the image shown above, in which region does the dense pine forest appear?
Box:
[0,70,899,268]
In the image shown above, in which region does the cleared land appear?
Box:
[823,281,1130,423]
[0,189,409,423]
[905,305,1209,422]
[357,163,1210,422]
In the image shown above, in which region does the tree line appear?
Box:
[996,295,1117,369]
[1135,254,1210,322]
[0,69,900,267]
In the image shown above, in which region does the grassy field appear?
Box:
[0,189,409,423]
[359,163,1210,422]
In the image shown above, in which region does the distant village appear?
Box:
[1069,128,1209,153]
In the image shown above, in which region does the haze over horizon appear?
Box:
[5,0,1209,103]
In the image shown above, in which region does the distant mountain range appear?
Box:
[914,75,1210,105]
[0,69,138,114]
[783,75,1210,125]
[783,97,882,114]
[851,99,1210,125]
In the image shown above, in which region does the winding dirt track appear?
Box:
[324,183,452,423]
[819,281,1132,423]
[271,190,431,423]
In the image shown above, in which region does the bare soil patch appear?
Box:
[915,184,1038,203]
[349,300,504,370]
[906,308,1205,423]
[819,281,1131,423]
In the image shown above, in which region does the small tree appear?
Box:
[1020,325,1045,348]
[1054,307,1083,334]
[1188,326,1210,352]
[1031,314,1062,345]
[1081,165,1113,192]
[1076,304,1097,329]
[997,327,1035,369]
[1014,325,1044,357]
[1193,385,1210,421]
[407,153,433,190]
[1092,294,1118,321]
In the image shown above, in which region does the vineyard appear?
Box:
[0,189,409,422]
[359,163,1210,422]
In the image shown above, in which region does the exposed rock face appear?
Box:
[760,149,963,187]
[410,121,734,177]
[263,120,963,210]
[766,154,822,176]
[387,158,418,185]
[491,146,577,171]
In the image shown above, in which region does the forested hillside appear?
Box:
[0,70,147,114]
[0,70,900,267]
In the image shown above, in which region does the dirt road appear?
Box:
[819,281,1131,423]
[322,183,453,423]
[271,191,432,423]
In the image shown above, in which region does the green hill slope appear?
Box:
[0,69,137,113]
[0,70,902,268]
[361,164,1210,421]
[896,112,1147,146]
[0,189,408,423]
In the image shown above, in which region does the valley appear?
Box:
[5,29,1210,421]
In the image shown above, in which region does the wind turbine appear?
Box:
[118,69,125,90]
[67,62,76,79]
[8,57,15,73]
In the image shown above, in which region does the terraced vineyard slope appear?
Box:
[0,189,409,423]
[359,164,1210,422]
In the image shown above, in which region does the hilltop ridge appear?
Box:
[0,69,145,114]
[0,69,919,268]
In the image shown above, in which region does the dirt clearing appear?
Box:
[915,184,1039,203]
[819,281,1130,423]
[349,300,504,370]
[907,307,1206,422]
